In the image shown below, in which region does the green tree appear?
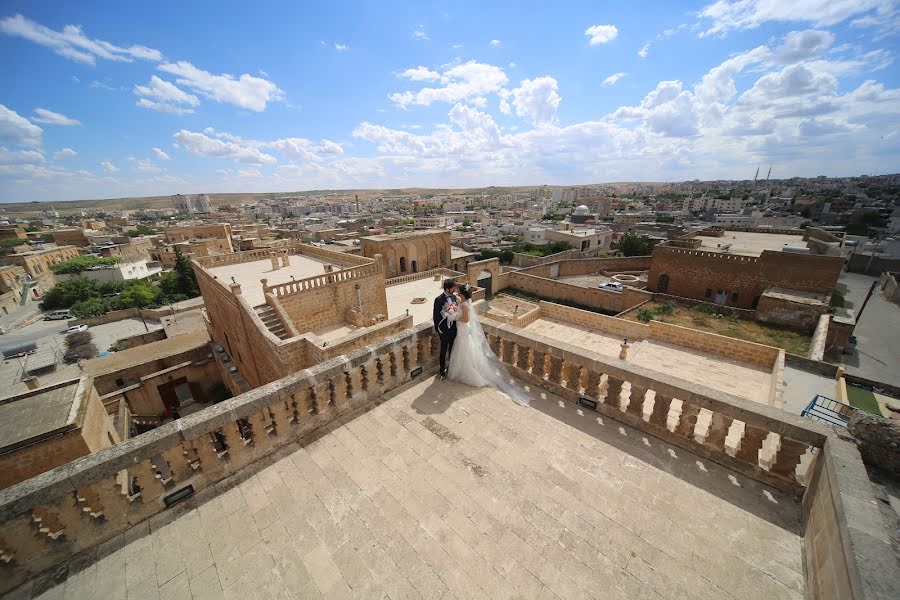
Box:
[50,255,122,274]
[40,277,100,310]
[172,245,200,297]
[618,232,654,257]
[125,224,158,237]
[71,298,109,318]
[117,280,159,309]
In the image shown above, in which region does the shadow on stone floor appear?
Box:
[523,388,803,535]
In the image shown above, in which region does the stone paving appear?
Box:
[18,376,804,599]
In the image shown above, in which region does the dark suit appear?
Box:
[433,291,457,375]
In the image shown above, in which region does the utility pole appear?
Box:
[863,231,883,275]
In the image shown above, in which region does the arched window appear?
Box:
[657,274,669,293]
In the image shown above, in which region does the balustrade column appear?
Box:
[735,423,768,468]
[673,401,702,440]
[547,355,564,386]
[600,376,624,407]
[624,384,648,418]
[488,333,502,359]
[585,370,605,400]
[160,443,195,483]
[127,458,167,503]
[701,412,734,452]
[648,394,673,428]
[531,350,547,379]
[769,437,808,481]
[515,343,531,373]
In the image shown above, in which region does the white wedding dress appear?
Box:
[447,300,530,406]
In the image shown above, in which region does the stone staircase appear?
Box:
[254,304,291,340]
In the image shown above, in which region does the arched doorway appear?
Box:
[657,274,669,293]
[399,256,407,273]
[411,260,418,273]
[477,270,493,300]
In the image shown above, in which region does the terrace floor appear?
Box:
[387,278,448,326]
[206,254,350,307]
[18,377,803,599]
[524,317,774,405]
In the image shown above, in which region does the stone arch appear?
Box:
[399,256,407,273]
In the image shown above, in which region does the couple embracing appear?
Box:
[433,278,530,406]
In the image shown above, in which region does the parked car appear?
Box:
[598,282,623,292]
[67,324,89,334]
[44,309,72,321]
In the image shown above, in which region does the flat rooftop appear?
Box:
[0,380,79,449]
[364,229,447,242]
[386,277,446,326]
[524,317,773,405]
[28,376,802,599]
[205,254,357,307]
[696,231,804,256]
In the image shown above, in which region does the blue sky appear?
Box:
[1,0,898,202]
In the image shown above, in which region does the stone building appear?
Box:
[360,229,451,278]
[0,265,27,315]
[163,224,234,253]
[0,245,81,296]
[50,229,90,248]
[0,377,118,489]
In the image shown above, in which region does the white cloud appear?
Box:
[489,39,501,47]
[511,77,561,126]
[638,43,650,58]
[399,67,441,82]
[237,168,262,178]
[89,80,118,91]
[100,161,119,173]
[157,61,284,112]
[412,25,430,41]
[316,139,344,154]
[152,147,171,160]
[603,72,627,85]
[32,108,81,126]
[0,147,44,165]
[0,104,42,146]
[134,158,162,173]
[698,0,887,36]
[389,61,508,108]
[134,76,200,114]
[585,24,619,46]
[334,43,349,52]
[54,148,77,159]
[0,13,161,65]
[775,29,835,63]
[173,129,277,164]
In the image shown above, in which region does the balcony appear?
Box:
[0,321,893,598]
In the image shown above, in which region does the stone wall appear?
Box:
[879,271,900,303]
[501,270,651,314]
[360,230,451,278]
[755,291,829,332]
[647,245,843,309]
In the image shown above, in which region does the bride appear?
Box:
[446,284,531,406]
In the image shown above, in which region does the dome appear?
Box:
[573,204,590,215]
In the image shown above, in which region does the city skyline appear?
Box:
[1,0,899,203]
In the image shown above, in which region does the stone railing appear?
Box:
[264,262,382,298]
[385,268,464,287]
[193,248,271,268]
[480,318,824,492]
[294,242,373,266]
[0,322,440,595]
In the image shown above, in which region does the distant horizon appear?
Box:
[2,2,899,202]
[2,170,898,210]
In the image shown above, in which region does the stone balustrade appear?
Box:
[0,322,439,595]
[293,243,374,266]
[480,318,827,493]
[193,248,273,268]
[384,268,465,287]
[264,263,382,297]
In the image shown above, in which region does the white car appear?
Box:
[66,324,89,334]
[598,282,624,292]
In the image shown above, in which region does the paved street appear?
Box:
[836,272,900,388]
[0,317,163,399]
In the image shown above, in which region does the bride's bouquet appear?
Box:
[440,298,459,325]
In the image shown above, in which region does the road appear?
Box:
[0,318,72,349]
[836,271,900,388]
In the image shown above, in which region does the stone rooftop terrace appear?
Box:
[205,254,349,306]
[0,380,79,449]
[20,377,803,600]
[697,231,804,256]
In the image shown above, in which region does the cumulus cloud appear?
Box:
[0,13,161,65]
[100,160,119,173]
[0,147,44,165]
[32,108,81,126]
[134,158,162,173]
[399,67,441,81]
[489,39,501,47]
[585,24,619,45]
[698,0,887,36]
[511,77,561,126]
[173,129,277,164]
[603,72,627,85]
[152,147,171,160]
[638,43,651,58]
[54,148,77,159]
[158,61,284,112]
[775,29,835,63]
[389,61,508,108]
[0,104,42,146]
[134,76,200,114]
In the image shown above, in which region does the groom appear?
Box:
[433,278,459,379]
